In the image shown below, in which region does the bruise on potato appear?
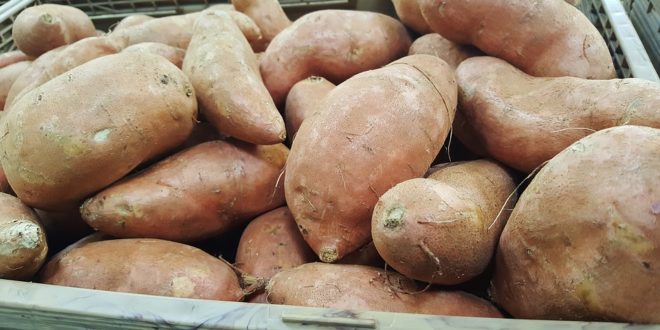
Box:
[0,51,33,69]
[80,140,288,242]
[123,42,185,68]
[0,61,31,110]
[260,10,412,105]
[408,33,481,69]
[231,0,291,51]
[235,207,316,303]
[284,76,335,142]
[285,55,457,262]
[372,160,517,285]
[40,238,244,301]
[12,4,96,57]
[455,56,660,173]
[419,0,614,79]
[267,263,502,317]
[0,52,197,211]
[392,0,431,34]
[491,126,660,323]
[184,10,285,145]
[0,193,48,280]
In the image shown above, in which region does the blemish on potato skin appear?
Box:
[382,205,406,229]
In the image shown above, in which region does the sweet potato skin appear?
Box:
[0,52,197,211]
[408,33,480,69]
[455,56,660,173]
[0,61,31,110]
[419,0,614,79]
[392,0,431,34]
[0,51,33,69]
[81,140,287,242]
[284,76,335,141]
[491,126,660,323]
[40,238,244,301]
[372,160,517,285]
[12,4,96,57]
[267,263,502,317]
[285,55,457,262]
[231,0,290,51]
[0,193,48,280]
[113,14,154,32]
[261,10,411,105]
[123,42,185,68]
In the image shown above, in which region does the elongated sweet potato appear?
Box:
[5,36,127,110]
[261,10,411,105]
[409,33,480,69]
[372,160,517,285]
[456,56,660,173]
[491,126,660,323]
[0,193,47,280]
[123,42,185,68]
[40,238,244,301]
[184,10,284,145]
[285,55,457,262]
[0,51,33,69]
[81,140,287,242]
[284,76,335,141]
[231,0,291,51]
[235,207,316,303]
[112,14,154,32]
[419,0,614,79]
[392,0,431,34]
[12,4,96,57]
[267,263,501,317]
[0,52,197,211]
[0,61,31,110]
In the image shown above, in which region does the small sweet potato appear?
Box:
[372,160,517,285]
[392,0,431,34]
[261,10,411,105]
[12,4,96,57]
[112,14,154,32]
[419,0,615,79]
[267,263,502,317]
[0,50,33,69]
[0,61,31,110]
[123,42,185,68]
[408,33,480,69]
[455,56,660,173]
[0,193,48,280]
[491,126,660,323]
[231,0,291,51]
[284,76,335,141]
[40,238,244,301]
[80,140,287,242]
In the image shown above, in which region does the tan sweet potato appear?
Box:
[261,10,411,105]
[455,56,660,173]
[80,140,287,242]
[5,36,127,110]
[372,160,517,285]
[184,10,284,145]
[123,42,185,68]
[419,0,615,79]
[284,76,335,141]
[408,33,480,69]
[0,193,48,280]
[0,51,33,69]
[392,0,431,34]
[285,55,456,262]
[40,238,244,301]
[0,61,31,110]
[12,4,96,57]
[267,263,502,317]
[235,207,316,303]
[112,14,154,32]
[491,126,660,323]
[0,52,197,211]
[231,0,291,51]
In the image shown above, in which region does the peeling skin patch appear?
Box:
[93,128,112,142]
[0,220,41,256]
[170,276,196,297]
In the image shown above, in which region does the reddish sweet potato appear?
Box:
[284,76,335,141]
[231,0,291,51]
[12,4,96,57]
[40,238,244,301]
[81,140,287,242]
[491,126,660,323]
[261,10,411,105]
[0,51,33,69]
[267,263,502,317]
[123,42,185,68]
[0,61,31,110]
[419,0,615,79]
[392,0,431,34]
[285,55,457,262]
[409,33,480,69]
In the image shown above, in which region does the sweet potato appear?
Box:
[419,0,615,79]
[235,207,316,303]
[12,4,96,57]
[0,52,197,211]
[392,0,431,34]
[123,42,185,68]
[491,126,660,323]
[184,10,284,145]
[112,14,154,32]
[40,238,244,301]
[267,263,501,317]
[80,140,287,242]
[5,36,127,110]
[0,51,33,69]
[372,160,517,285]
[0,193,48,280]
[455,56,660,173]
[0,61,31,110]
[261,10,411,105]
[408,33,480,69]
[285,55,457,262]
[231,0,291,51]
[336,241,384,267]
[284,76,335,141]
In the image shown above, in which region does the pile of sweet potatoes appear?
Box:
[0,0,658,324]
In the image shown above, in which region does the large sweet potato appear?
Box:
[231,0,290,51]
[284,76,335,141]
[491,126,660,323]
[285,55,456,262]
[408,33,480,69]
